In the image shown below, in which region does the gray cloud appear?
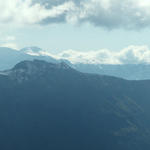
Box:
[40,14,66,24]
[32,0,82,24]
[1,0,150,29]
[73,0,150,30]
[31,0,150,29]
[33,0,81,7]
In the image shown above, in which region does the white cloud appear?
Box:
[118,45,150,64]
[0,0,75,26]
[0,0,150,29]
[25,45,150,64]
[1,0,150,29]
[56,49,120,64]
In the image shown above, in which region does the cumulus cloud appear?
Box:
[26,45,150,64]
[1,0,150,29]
[0,0,75,25]
[76,0,150,29]
[56,49,120,64]
[56,46,150,64]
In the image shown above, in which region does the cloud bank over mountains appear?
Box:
[1,0,150,29]
[22,45,150,65]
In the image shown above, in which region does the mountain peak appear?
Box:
[13,60,71,70]
[9,60,72,82]
[20,47,42,55]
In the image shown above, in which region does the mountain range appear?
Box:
[1,60,150,150]
[0,47,57,70]
[73,63,150,80]
[1,46,150,80]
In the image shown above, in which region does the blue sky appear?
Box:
[2,23,150,54]
[1,0,150,54]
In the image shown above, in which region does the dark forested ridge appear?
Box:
[1,60,150,150]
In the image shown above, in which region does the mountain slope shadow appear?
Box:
[0,60,150,150]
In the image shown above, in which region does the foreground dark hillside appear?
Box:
[0,60,150,150]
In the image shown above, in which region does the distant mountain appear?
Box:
[73,63,150,80]
[0,47,57,70]
[1,60,150,150]
[1,46,150,80]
